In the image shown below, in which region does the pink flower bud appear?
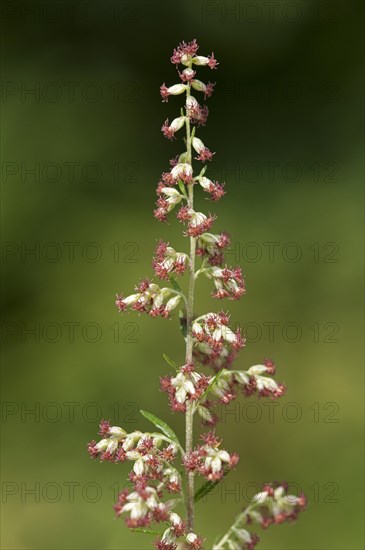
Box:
[192,137,205,154]
[186,95,199,111]
[192,56,210,66]
[165,295,181,314]
[160,83,187,102]
[192,137,214,162]
[167,84,187,95]
[170,163,193,183]
[179,68,196,82]
[161,116,186,140]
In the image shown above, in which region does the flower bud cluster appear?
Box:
[177,207,216,237]
[115,278,181,318]
[185,95,209,126]
[161,116,186,140]
[155,182,185,222]
[192,137,214,163]
[184,432,239,481]
[195,175,225,201]
[88,420,183,530]
[248,482,307,528]
[88,419,177,466]
[204,266,246,300]
[170,39,218,70]
[193,360,284,427]
[209,360,286,404]
[152,240,189,280]
[160,363,210,412]
[196,232,231,265]
[154,512,203,550]
[192,311,245,354]
[213,482,306,549]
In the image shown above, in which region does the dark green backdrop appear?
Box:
[1,1,364,549]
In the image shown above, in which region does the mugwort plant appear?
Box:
[88,40,306,549]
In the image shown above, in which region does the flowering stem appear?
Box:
[213,504,256,549]
[89,41,306,550]
[184,74,196,533]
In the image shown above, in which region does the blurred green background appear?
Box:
[1,1,364,548]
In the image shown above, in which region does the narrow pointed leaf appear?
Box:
[169,275,182,292]
[178,178,189,198]
[194,480,220,503]
[199,369,224,404]
[163,353,178,371]
[140,410,181,448]
[131,527,160,535]
[194,470,230,503]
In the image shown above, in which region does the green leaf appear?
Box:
[162,353,178,371]
[194,479,220,503]
[169,275,181,293]
[194,470,230,503]
[131,527,160,535]
[140,410,181,448]
[199,369,225,404]
[178,179,186,196]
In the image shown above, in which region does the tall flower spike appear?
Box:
[88,39,306,550]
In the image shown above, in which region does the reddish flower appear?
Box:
[160,83,169,102]
[195,147,214,162]
[171,39,199,65]
[208,53,219,69]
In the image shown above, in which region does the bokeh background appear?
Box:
[1,1,364,548]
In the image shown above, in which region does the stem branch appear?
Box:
[212,504,257,549]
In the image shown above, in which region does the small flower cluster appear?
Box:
[161,363,210,413]
[192,311,245,354]
[186,95,209,126]
[192,137,214,163]
[177,207,216,237]
[170,39,218,69]
[248,482,307,528]
[204,265,246,300]
[212,482,306,549]
[115,279,181,318]
[155,512,203,550]
[161,40,217,104]
[209,360,286,404]
[161,116,186,140]
[184,432,239,481]
[154,183,185,222]
[193,361,285,427]
[157,40,218,237]
[191,311,244,377]
[212,360,285,403]
[152,240,189,280]
[243,362,286,399]
[89,420,183,531]
[196,232,231,265]
[196,174,225,201]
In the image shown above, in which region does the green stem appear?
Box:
[213,503,257,549]
[184,74,196,533]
